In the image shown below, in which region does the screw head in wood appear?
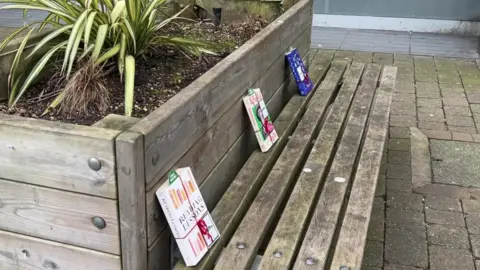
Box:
[152,152,160,165]
[273,251,283,258]
[305,257,316,265]
[236,242,247,249]
[339,266,350,270]
[92,216,106,229]
[88,158,102,171]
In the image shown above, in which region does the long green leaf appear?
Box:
[26,24,72,59]
[92,24,108,60]
[10,41,67,107]
[124,55,135,116]
[95,43,120,64]
[84,11,97,50]
[118,33,126,79]
[110,0,126,22]
[8,26,35,101]
[42,90,65,116]
[62,9,88,74]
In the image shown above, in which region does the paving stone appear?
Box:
[466,215,480,234]
[440,90,466,98]
[391,114,417,127]
[417,97,442,107]
[387,163,412,180]
[442,97,469,106]
[476,260,480,270]
[388,138,411,151]
[368,198,385,242]
[387,192,423,212]
[466,91,480,104]
[387,178,412,193]
[384,264,423,270]
[418,121,447,130]
[470,104,480,114]
[426,224,469,249]
[439,83,464,93]
[429,245,475,270]
[431,140,480,187]
[447,126,478,134]
[444,106,472,117]
[376,174,386,197]
[385,226,428,268]
[420,129,452,140]
[417,88,441,99]
[462,199,480,216]
[363,240,384,267]
[472,134,480,143]
[465,85,480,92]
[395,81,415,93]
[390,127,411,139]
[446,116,475,127]
[388,150,411,164]
[386,208,425,229]
[452,132,474,142]
[392,102,417,116]
[417,106,445,122]
[425,195,461,212]
[470,234,480,258]
[425,209,465,227]
[393,93,416,103]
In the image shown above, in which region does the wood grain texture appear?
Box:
[147,229,171,270]
[93,114,140,131]
[116,132,147,270]
[173,51,335,270]
[0,230,120,270]
[292,64,383,270]
[130,0,313,190]
[0,179,120,254]
[212,61,347,270]
[144,30,313,246]
[257,62,366,270]
[330,66,396,270]
[0,114,120,198]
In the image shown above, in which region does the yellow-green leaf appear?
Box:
[92,24,108,60]
[124,55,135,116]
[110,0,126,22]
[95,43,120,64]
[84,11,97,50]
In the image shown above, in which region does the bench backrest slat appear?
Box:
[330,66,397,270]
[213,61,348,270]
[257,62,366,269]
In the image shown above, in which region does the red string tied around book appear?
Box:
[197,218,213,242]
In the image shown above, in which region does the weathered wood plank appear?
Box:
[93,114,140,131]
[145,34,313,246]
[257,62,366,270]
[292,64,383,270]
[0,115,120,198]
[0,230,121,270]
[173,53,338,270]
[330,66,396,270]
[213,61,348,270]
[130,0,313,190]
[116,132,147,270]
[0,179,120,254]
[147,229,171,270]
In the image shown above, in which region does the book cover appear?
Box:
[243,88,278,152]
[286,47,313,96]
[156,167,220,266]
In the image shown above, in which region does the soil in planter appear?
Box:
[0,17,268,126]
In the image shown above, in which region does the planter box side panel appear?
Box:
[145,24,313,248]
[0,114,120,198]
[0,230,121,270]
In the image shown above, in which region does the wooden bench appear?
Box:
[173,51,398,270]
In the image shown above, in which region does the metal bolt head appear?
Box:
[88,158,102,171]
[273,251,283,258]
[305,257,316,265]
[236,242,247,249]
[152,152,159,165]
[92,216,106,229]
[339,266,350,270]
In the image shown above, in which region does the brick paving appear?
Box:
[327,50,480,269]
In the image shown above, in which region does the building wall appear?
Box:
[314,0,480,21]
[0,5,47,28]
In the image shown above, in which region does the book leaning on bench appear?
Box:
[285,47,313,96]
[156,167,220,266]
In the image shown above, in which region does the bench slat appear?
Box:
[293,64,383,270]
[173,50,335,270]
[213,61,348,270]
[330,66,397,270]
[257,62,366,270]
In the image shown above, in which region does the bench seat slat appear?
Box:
[293,64,383,270]
[257,62,366,270]
[173,50,335,270]
[330,66,397,270]
[213,61,348,270]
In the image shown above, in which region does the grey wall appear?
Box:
[314,0,480,21]
[0,5,47,28]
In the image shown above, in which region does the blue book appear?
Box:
[285,47,313,96]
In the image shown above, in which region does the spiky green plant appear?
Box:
[0,0,214,116]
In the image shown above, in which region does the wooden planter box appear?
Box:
[0,0,313,269]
